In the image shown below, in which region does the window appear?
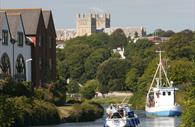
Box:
[168,92,171,96]
[162,92,166,96]
[17,32,23,46]
[49,58,52,70]
[48,36,52,48]
[16,54,25,74]
[39,57,42,69]
[2,30,8,45]
[38,34,44,47]
[0,53,11,74]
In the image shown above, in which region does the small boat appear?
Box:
[145,51,182,117]
[104,104,140,127]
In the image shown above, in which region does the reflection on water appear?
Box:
[37,111,180,127]
[140,117,180,127]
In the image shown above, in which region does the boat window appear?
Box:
[168,92,171,96]
[111,112,122,119]
[163,92,166,96]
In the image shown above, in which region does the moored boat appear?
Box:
[145,51,182,117]
[104,104,140,127]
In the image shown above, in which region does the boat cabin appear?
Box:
[148,87,178,107]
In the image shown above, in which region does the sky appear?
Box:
[0,0,194,33]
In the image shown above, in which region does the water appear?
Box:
[37,111,181,127]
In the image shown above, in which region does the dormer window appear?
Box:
[17,32,23,46]
[2,30,8,45]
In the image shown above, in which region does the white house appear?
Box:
[0,11,32,81]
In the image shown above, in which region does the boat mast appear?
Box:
[157,51,164,87]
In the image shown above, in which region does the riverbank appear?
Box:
[58,102,104,123]
[91,91,133,105]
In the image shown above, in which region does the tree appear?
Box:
[180,85,195,127]
[125,68,139,92]
[80,80,100,99]
[169,59,194,85]
[64,43,92,82]
[109,29,128,49]
[67,80,80,94]
[84,48,111,80]
[96,58,131,93]
[165,32,195,60]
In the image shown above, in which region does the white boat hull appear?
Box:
[104,117,140,127]
[145,105,181,117]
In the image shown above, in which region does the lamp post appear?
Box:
[25,58,32,81]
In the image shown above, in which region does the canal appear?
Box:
[37,111,181,127]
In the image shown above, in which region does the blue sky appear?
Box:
[1,0,194,33]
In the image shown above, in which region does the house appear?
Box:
[0,8,56,87]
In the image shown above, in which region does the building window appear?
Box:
[39,57,42,69]
[16,54,25,74]
[38,34,43,47]
[48,36,52,48]
[0,53,11,74]
[17,32,23,46]
[2,30,8,45]
[162,92,166,96]
[49,58,52,70]
[168,92,171,96]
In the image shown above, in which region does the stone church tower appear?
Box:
[76,12,111,36]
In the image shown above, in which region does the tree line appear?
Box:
[57,29,195,126]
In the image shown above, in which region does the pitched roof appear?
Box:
[42,10,50,28]
[43,10,56,37]
[0,11,6,31]
[7,13,25,40]
[0,8,42,35]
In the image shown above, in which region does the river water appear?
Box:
[38,111,181,127]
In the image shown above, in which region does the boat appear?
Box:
[104,104,140,127]
[145,51,182,117]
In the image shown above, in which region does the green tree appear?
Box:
[125,68,139,92]
[109,28,128,49]
[67,80,80,94]
[96,58,131,93]
[84,48,111,80]
[169,59,194,85]
[180,86,195,127]
[80,80,100,99]
[165,32,194,60]
[64,43,92,82]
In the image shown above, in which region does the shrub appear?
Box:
[7,96,60,126]
[67,102,104,122]
[80,80,98,99]
[0,78,33,97]
[0,95,19,127]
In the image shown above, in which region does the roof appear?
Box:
[42,10,50,28]
[0,8,42,35]
[0,11,6,31]
[43,10,56,37]
[7,13,24,40]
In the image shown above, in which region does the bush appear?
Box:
[66,102,104,122]
[0,78,33,97]
[129,92,145,109]
[7,96,60,126]
[80,80,99,99]
[0,95,19,127]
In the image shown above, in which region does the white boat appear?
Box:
[145,51,182,117]
[104,104,140,127]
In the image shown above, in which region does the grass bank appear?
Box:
[58,102,104,123]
